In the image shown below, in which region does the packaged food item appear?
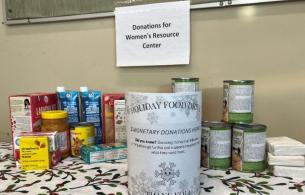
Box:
[9,93,57,134]
[19,136,50,171]
[266,137,305,156]
[80,90,102,144]
[171,77,199,92]
[70,122,95,156]
[14,131,61,168]
[232,123,266,172]
[114,100,126,143]
[271,166,305,180]
[57,87,80,123]
[102,93,125,143]
[223,80,254,123]
[41,110,70,158]
[268,153,305,167]
[81,143,127,164]
[201,121,231,170]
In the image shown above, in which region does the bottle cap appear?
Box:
[80,86,89,92]
[56,86,65,93]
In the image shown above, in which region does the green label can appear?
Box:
[223,80,254,123]
[232,124,266,173]
[172,77,199,92]
[201,121,232,170]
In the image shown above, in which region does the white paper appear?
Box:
[126,92,202,194]
[115,1,190,67]
[267,137,305,156]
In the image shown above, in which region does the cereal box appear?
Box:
[102,94,125,143]
[19,136,50,171]
[9,93,57,134]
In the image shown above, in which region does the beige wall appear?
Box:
[1,1,305,142]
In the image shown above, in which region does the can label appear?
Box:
[172,78,199,92]
[71,126,95,156]
[173,82,199,92]
[223,82,254,123]
[229,85,253,113]
[202,126,231,169]
[232,128,266,172]
[223,83,229,122]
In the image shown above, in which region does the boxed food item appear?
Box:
[81,143,127,164]
[9,93,57,134]
[57,89,80,123]
[80,90,102,144]
[267,137,305,156]
[114,100,126,143]
[14,131,62,168]
[102,94,125,143]
[19,136,50,171]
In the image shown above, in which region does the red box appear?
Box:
[9,93,57,136]
[102,93,125,143]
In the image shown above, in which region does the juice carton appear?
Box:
[14,131,62,168]
[19,136,50,171]
[80,90,102,144]
[57,89,80,123]
[102,94,125,143]
[81,143,127,164]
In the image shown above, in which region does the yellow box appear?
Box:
[19,136,50,171]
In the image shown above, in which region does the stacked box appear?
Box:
[102,94,125,143]
[81,143,127,164]
[14,132,62,169]
[19,136,50,171]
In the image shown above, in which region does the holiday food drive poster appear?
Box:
[126,92,202,195]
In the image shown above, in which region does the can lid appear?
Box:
[80,86,89,92]
[70,122,94,128]
[234,123,267,131]
[172,77,199,82]
[223,80,255,84]
[56,86,65,93]
[202,121,231,128]
[42,110,68,119]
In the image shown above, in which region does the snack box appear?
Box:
[102,94,125,143]
[81,143,127,164]
[14,131,62,168]
[114,100,126,143]
[19,136,50,171]
[9,93,57,134]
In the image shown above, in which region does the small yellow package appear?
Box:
[19,136,50,171]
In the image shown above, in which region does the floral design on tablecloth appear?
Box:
[1,142,305,194]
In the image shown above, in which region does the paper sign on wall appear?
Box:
[115,1,190,67]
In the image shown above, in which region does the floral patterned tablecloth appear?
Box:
[0,142,304,195]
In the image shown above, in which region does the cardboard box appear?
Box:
[9,93,57,134]
[102,94,124,143]
[19,136,50,171]
[81,143,127,164]
[14,131,62,168]
[114,100,126,143]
